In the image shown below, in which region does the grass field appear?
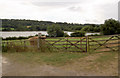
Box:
[3,52,88,66]
[2,50,118,66]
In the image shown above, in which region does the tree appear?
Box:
[72,26,82,30]
[47,25,64,37]
[101,19,120,35]
[64,33,69,37]
[2,19,101,31]
[81,26,94,32]
[94,26,100,32]
[81,26,89,31]
[71,31,85,37]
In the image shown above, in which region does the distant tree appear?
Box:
[2,19,101,31]
[47,25,64,37]
[81,26,89,31]
[71,31,85,37]
[94,26,100,32]
[71,26,82,30]
[2,28,11,31]
[81,26,94,32]
[101,19,120,35]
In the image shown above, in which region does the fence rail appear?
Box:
[88,34,120,52]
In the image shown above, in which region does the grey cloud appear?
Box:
[68,6,83,12]
[93,19,101,23]
[97,3,118,19]
[85,19,101,23]
[31,2,78,8]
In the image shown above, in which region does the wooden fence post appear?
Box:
[86,36,88,52]
[24,41,26,51]
[87,36,90,52]
[7,41,8,49]
[85,36,90,53]
[38,33,41,49]
[118,35,120,53]
[66,37,68,50]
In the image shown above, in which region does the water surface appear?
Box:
[1,31,73,38]
[1,31,100,38]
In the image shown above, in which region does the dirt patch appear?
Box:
[2,52,118,76]
[60,53,100,75]
[60,53,118,76]
[2,61,78,76]
[2,57,9,64]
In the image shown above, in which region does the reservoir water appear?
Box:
[1,31,100,38]
[1,31,73,38]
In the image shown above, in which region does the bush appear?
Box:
[2,43,26,52]
[101,19,120,35]
[17,36,28,40]
[2,39,57,53]
[64,33,69,37]
[71,31,85,37]
[47,25,64,37]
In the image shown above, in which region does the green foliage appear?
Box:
[2,45,8,52]
[2,39,56,53]
[2,43,26,52]
[2,19,100,31]
[71,31,85,37]
[47,25,64,37]
[94,26,100,32]
[101,19,120,35]
[71,26,82,30]
[81,25,100,32]
[64,33,69,37]
[81,26,89,31]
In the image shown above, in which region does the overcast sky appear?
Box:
[0,0,119,24]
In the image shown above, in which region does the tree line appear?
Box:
[2,19,100,32]
[2,19,120,36]
[47,19,120,37]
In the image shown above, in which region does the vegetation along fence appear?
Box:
[2,34,120,52]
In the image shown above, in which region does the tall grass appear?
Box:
[2,39,57,53]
